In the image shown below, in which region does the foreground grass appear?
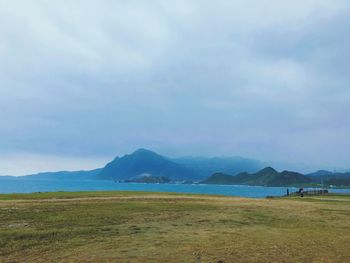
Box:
[0,192,349,262]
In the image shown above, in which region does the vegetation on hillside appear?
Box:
[201,167,312,186]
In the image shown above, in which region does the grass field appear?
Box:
[0,191,349,263]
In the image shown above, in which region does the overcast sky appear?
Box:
[0,0,349,175]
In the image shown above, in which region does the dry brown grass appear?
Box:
[0,192,349,262]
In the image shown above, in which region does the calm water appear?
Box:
[0,178,349,198]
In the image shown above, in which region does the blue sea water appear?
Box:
[0,178,349,198]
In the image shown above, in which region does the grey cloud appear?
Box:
[0,0,350,174]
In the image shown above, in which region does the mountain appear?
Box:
[306,170,350,186]
[172,156,263,178]
[326,177,350,187]
[97,149,200,181]
[233,167,280,185]
[201,167,312,186]
[329,172,350,180]
[23,168,102,180]
[200,173,237,185]
[306,170,333,177]
[269,170,312,186]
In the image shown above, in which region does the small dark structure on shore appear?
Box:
[267,189,329,198]
[288,189,328,197]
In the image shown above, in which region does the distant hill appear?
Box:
[306,170,333,177]
[201,167,312,186]
[329,172,350,179]
[200,173,237,185]
[97,149,200,181]
[172,156,263,178]
[23,169,102,180]
[326,177,350,187]
[306,170,350,186]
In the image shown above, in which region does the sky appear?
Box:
[0,0,350,175]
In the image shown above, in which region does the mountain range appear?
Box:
[2,148,350,187]
[201,167,312,187]
[172,156,263,178]
[17,149,263,182]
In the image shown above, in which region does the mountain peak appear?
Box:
[132,148,158,156]
[97,148,200,181]
[258,167,278,174]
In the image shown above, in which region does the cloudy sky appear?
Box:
[0,0,349,175]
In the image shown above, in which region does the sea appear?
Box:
[0,178,349,198]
